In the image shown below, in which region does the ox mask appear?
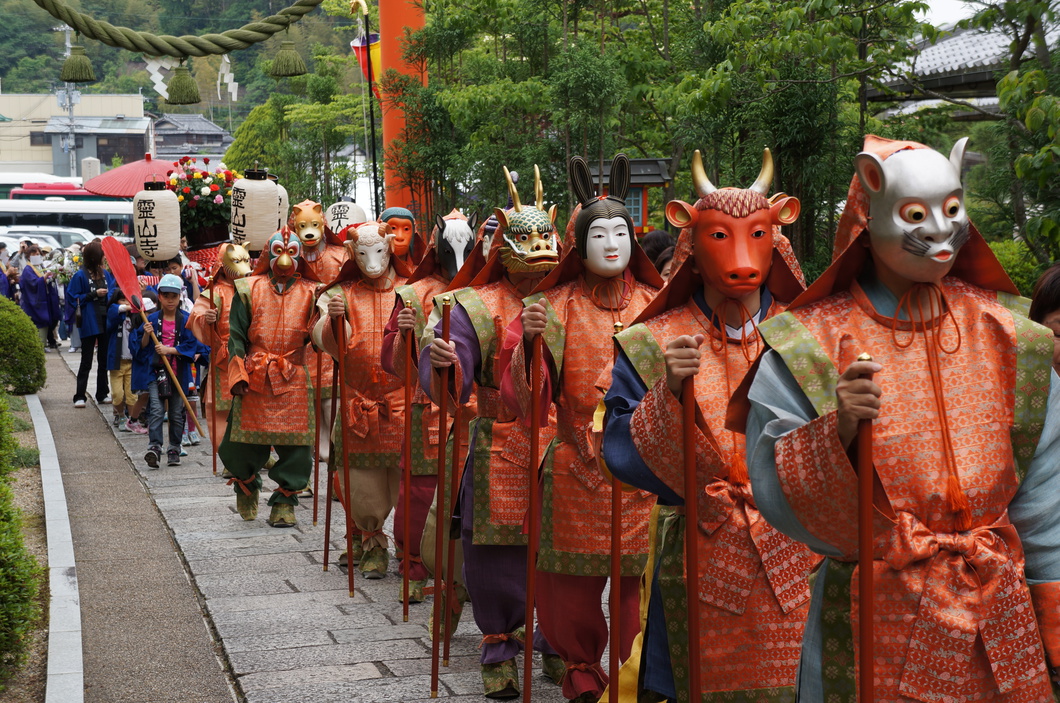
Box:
[569,154,634,278]
[855,138,970,284]
[666,149,799,300]
[380,207,416,258]
[434,209,479,280]
[345,221,395,279]
[495,165,559,275]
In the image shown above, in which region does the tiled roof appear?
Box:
[155,113,228,135]
[908,25,1060,79]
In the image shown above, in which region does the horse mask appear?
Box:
[433,209,479,280]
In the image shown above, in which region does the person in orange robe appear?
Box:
[188,242,252,476]
[313,221,411,579]
[603,149,816,701]
[220,230,317,528]
[499,154,663,702]
[746,136,1060,702]
[380,210,481,605]
[422,167,564,698]
[291,200,345,472]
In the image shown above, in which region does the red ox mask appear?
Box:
[666,149,799,299]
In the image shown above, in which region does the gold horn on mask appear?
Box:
[691,150,717,198]
[534,164,543,210]
[748,148,774,195]
[504,166,522,213]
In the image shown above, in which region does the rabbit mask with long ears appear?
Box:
[569,153,634,278]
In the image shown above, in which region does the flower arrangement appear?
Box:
[165,157,241,233]
[55,249,82,285]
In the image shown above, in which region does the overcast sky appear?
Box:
[922,0,976,27]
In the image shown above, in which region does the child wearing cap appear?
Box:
[131,274,198,468]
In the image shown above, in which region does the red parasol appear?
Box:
[84,153,170,198]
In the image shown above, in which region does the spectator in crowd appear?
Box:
[638,228,673,266]
[67,239,114,408]
[1030,261,1060,376]
[19,243,61,352]
[132,274,196,468]
[10,238,33,271]
[106,290,139,430]
[655,245,675,280]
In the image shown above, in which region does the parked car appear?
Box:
[0,225,93,249]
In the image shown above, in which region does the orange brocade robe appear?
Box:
[189,279,236,413]
[502,277,658,576]
[226,274,316,445]
[318,277,408,466]
[751,278,1058,702]
[429,280,555,546]
[611,297,818,699]
[304,243,346,400]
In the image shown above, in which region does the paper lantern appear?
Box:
[133,181,180,261]
[230,169,278,252]
[326,201,368,236]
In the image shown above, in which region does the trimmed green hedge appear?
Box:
[989,240,1046,298]
[0,298,45,394]
[0,393,42,689]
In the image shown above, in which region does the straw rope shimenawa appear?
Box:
[31,0,324,58]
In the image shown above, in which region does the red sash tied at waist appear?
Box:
[347,394,394,440]
[882,511,1040,700]
[244,349,305,395]
[679,479,813,616]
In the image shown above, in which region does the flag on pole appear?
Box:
[350,34,381,98]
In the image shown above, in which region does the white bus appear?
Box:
[0,199,132,235]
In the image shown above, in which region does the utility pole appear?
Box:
[54,25,79,178]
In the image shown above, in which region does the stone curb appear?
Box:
[27,394,85,703]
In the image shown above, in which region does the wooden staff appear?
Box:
[131,294,204,437]
[857,352,875,703]
[312,351,322,525]
[430,295,452,698]
[609,321,624,703]
[207,292,220,476]
[442,390,462,666]
[402,297,414,623]
[682,375,702,702]
[523,334,544,702]
[336,313,356,598]
[322,366,338,573]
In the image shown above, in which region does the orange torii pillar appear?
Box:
[379,0,425,212]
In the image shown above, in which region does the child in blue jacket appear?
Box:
[106,290,140,430]
[131,274,198,468]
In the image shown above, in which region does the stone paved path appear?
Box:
[60,350,574,702]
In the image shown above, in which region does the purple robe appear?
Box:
[20,265,60,328]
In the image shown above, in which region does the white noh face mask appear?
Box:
[584,216,632,278]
